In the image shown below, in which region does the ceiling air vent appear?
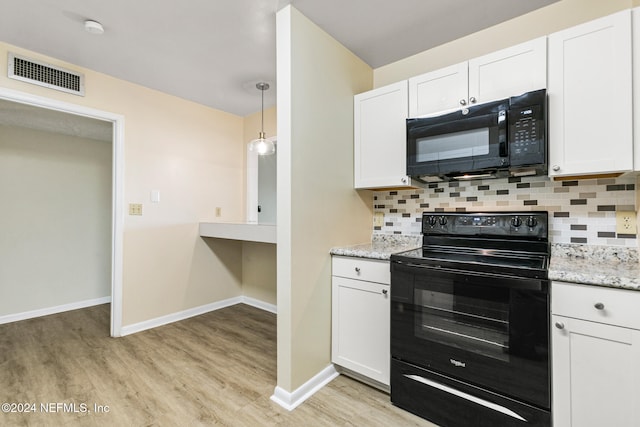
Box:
[8,53,85,96]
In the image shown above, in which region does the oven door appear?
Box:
[406,98,509,178]
[390,260,550,409]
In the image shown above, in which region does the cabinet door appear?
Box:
[468,37,546,105]
[548,10,632,177]
[633,8,640,170]
[332,276,390,385]
[552,315,640,427]
[354,81,410,189]
[408,62,468,117]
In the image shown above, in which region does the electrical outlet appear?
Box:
[373,212,384,227]
[616,211,637,235]
[215,207,222,217]
[129,203,143,216]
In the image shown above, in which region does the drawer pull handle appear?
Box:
[594,302,605,310]
[354,267,361,273]
[555,322,565,330]
[382,289,388,295]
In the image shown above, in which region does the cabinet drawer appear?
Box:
[332,256,390,284]
[552,281,640,330]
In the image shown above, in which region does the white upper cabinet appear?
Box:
[408,62,468,117]
[354,80,414,189]
[409,37,547,117]
[468,37,547,106]
[548,10,633,178]
[633,8,640,170]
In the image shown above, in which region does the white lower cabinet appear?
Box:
[552,282,640,427]
[331,256,390,386]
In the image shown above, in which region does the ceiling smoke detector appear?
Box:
[84,20,104,35]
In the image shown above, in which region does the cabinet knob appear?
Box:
[354,267,361,273]
[469,96,476,104]
[552,165,560,172]
[555,322,565,330]
[401,177,408,184]
[459,99,467,106]
[382,289,388,295]
[594,302,605,310]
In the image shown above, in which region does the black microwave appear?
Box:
[406,89,547,181]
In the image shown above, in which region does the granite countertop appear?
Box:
[329,235,421,260]
[549,244,640,291]
[331,236,640,291]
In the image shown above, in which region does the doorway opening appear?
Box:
[0,88,124,336]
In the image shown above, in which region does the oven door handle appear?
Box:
[404,374,527,422]
[392,261,546,291]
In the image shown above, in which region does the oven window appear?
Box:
[413,274,548,364]
[415,283,510,362]
[416,128,489,162]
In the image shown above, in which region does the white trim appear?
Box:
[246,144,258,223]
[119,296,277,336]
[120,297,243,336]
[242,296,277,314]
[110,112,125,337]
[270,364,339,411]
[0,87,125,338]
[0,297,111,325]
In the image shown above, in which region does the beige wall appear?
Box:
[242,106,277,306]
[0,124,111,315]
[241,242,277,305]
[276,6,374,392]
[0,41,245,327]
[375,0,637,87]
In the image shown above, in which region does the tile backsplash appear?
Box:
[373,175,638,247]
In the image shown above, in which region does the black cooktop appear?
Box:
[391,212,550,279]
[392,246,548,279]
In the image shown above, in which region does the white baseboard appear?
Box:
[270,364,339,411]
[120,296,277,336]
[120,296,243,336]
[242,296,277,314]
[0,296,112,325]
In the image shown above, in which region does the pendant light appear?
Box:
[248,82,276,156]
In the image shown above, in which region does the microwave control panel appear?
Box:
[509,104,545,166]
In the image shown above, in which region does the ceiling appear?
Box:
[0,98,112,142]
[0,0,558,117]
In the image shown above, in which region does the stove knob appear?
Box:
[439,216,448,226]
[427,215,437,226]
[511,216,522,228]
[526,216,538,228]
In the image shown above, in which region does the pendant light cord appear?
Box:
[257,82,269,139]
[261,85,265,139]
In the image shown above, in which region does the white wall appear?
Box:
[276,5,373,392]
[0,124,111,315]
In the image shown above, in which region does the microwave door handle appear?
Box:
[498,110,508,158]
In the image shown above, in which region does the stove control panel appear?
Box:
[422,212,548,239]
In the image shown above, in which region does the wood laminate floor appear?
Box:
[0,304,435,426]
